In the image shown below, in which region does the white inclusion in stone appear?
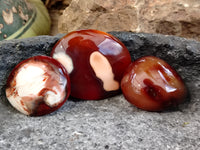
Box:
[6,94,29,115]
[16,66,46,97]
[90,51,119,91]
[44,90,60,107]
[5,66,46,115]
[53,52,74,74]
[44,84,66,107]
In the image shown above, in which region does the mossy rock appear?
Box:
[0,0,51,41]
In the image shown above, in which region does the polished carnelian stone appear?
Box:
[121,56,188,111]
[51,29,132,100]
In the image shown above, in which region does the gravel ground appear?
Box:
[0,32,199,150]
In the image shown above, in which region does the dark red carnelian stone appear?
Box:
[51,29,132,100]
[121,56,188,111]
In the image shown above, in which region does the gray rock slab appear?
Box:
[0,32,200,150]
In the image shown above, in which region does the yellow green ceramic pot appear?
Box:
[0,0,51,41]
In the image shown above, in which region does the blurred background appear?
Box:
[43,0,200,41]
[0,0,199,41]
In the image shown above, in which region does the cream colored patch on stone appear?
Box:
[90,51,119,91]
[16,66,46,97]
[44,79,67,107]
[6,93,30,115]
[44,89,62,107]
[2,9,13,25]
[53,52,74,74]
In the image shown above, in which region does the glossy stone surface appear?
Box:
[121,56,188,111]
[6,55,70,116]
[51,29,131,100]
